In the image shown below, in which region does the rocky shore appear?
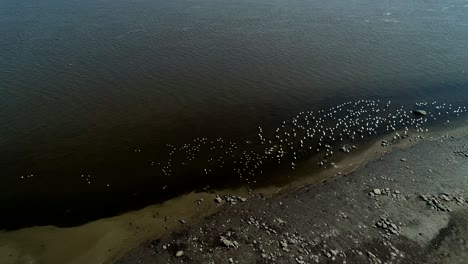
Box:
[116,134,468,264]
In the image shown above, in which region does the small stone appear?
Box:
[214,197,223,204]
[412,110,427,116]
[400,158,407,162]
[373,189,382,195]
[441,194,450,201]
[276,218,286,224]
[296,257,306,264]
[175,251,184,257]
[280,240,288,248]
[221,237,237,248]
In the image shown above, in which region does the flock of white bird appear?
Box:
[153,100,466,187]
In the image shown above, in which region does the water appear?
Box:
[1,0,468,229]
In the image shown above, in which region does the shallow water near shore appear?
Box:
[2,0,468,230]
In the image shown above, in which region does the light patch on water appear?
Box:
[0,192,223,264]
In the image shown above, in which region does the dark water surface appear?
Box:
[1,0,468,229]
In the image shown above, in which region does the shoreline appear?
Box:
[1,122,467,264]
[116,127,468,264]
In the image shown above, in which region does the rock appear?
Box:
[214,197,223,204]
[412,110,427,116]
[280,240,288,248]
[220,237,238,248]
[400,158,407,162]
[441,194,450,201]
[376,216,400,235]
[295,257,306,264]
[373,189,382,195]
[179,219,186,224]
[175,251,184,257]
[276,218,286,224]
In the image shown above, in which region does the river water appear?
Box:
[1,0,468,229]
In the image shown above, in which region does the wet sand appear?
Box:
[115,127,468,264]
[0,192,223,264]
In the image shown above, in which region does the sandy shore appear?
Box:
[115,131,468,264]
[1,124,467,264]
